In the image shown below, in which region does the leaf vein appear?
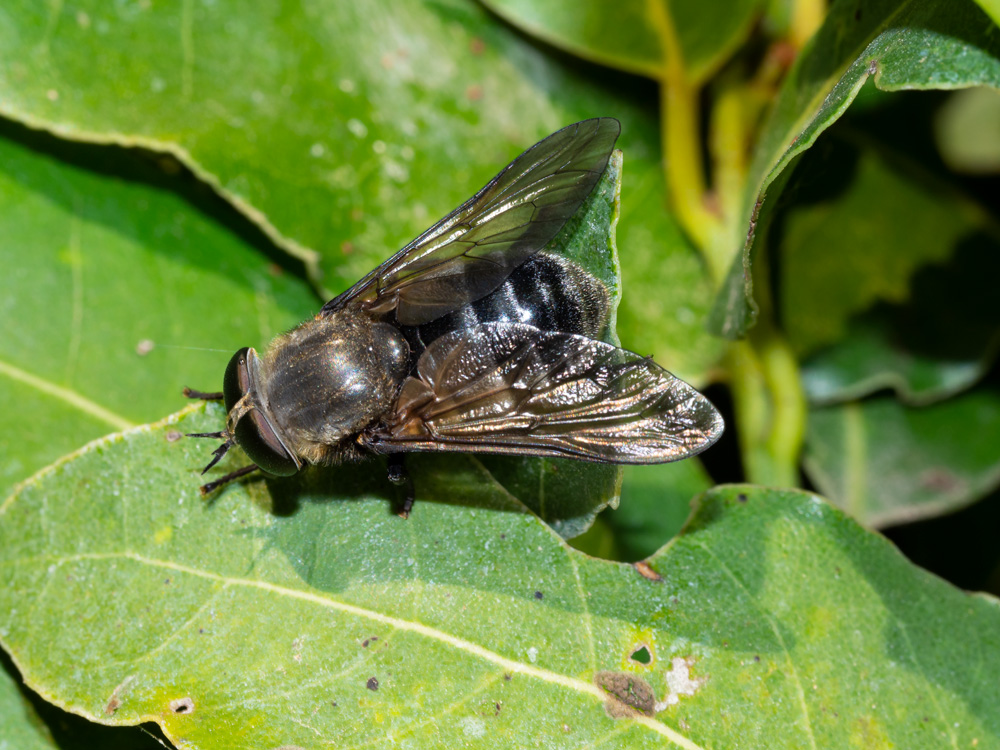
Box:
[694,540,817,750]
[0,357,134,431]
[21,549,703,749]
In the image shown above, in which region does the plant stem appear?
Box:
[749,320,805,487]
[658,38,807,488]
[662,76,718,253]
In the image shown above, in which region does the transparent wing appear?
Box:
[323,118,621,326]
[366,323,724,463]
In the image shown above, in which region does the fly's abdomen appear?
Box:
[405,253,608,357]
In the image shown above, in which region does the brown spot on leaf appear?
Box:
[104,696,121,715]
[633,561,662,582]
[165,430,183,443]
[469,37,485,55]
[920,468,961,492]
[594,671,655,717]
[466,85,483,101]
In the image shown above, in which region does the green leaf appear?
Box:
[780,144,974,355]
[803,389,1000,527]
[0,0,721,383]
[773,129,1000,404]
[710,0,1000,337]
[479,0,761,82]
[800,232,1000,405]
[801,314,999,407]
[974,0,1000,26]
[1,655,169,750]
[4,410,1000,748]
[572,461,712,562]
[0,661,56,750]
[0,125,317,501]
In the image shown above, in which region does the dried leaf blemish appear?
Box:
[653,657,707,712]
[632,561,662,582]
[169,697,195,714]
[106,675,135,714]
[594,671,655,718]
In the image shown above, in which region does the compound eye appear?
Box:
[223,347,253,413]
[233,411,300,477]
[222,347,300,477]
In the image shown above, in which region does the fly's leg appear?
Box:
[199,464,259,495]
[387,454,415,519]
[184,387,224,400]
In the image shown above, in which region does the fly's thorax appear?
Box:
[257,310,410,453]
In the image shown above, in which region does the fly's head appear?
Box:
[193,347,301,479]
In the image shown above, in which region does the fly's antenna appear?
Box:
[184,387,224,400]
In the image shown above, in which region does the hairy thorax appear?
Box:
[257,310,410,463]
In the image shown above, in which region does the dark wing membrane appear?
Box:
[366,323,724,463]
[323,118,621,326]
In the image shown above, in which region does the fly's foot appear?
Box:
[387,454,415,519]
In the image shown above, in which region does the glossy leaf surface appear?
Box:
[0,0,722,383]
[2,411,1000,748]
[480,0,761,81]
